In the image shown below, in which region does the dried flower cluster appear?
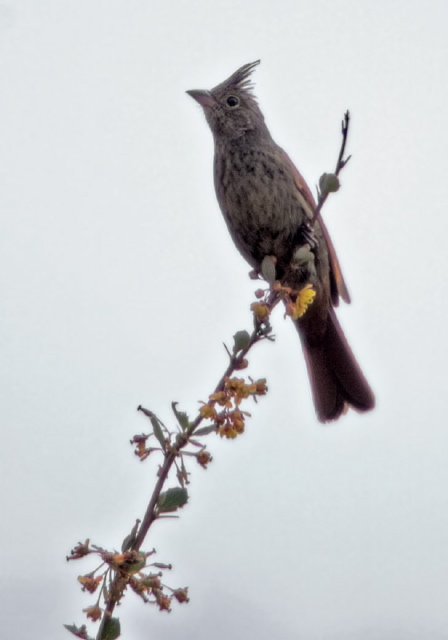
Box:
[66,543,188,639]
[200,376,268,439]
[65,295,276,640]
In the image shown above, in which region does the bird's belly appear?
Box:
[215,151,303,268]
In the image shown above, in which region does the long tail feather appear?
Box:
[299,309,375,422]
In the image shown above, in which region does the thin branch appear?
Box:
[74,109,349,639]
[311,110,351,223]
[95,294,281,639]
[334,110,352,174]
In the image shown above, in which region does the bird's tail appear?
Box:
[299,308,375,422]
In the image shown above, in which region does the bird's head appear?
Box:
[187,60,268,142]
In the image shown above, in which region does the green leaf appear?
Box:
[100,617,121,640]
[157,487,189,513]
[121,519,140,552]
[64,624,93,639]
[194,424,217,436]
[149,414,166,450]
[171,402,190,430]
[232,330,251,354]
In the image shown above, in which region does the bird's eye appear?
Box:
[226,95,239,108]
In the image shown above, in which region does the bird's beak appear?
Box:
[186,89,216,109]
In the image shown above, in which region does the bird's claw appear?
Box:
[302,223,318,250]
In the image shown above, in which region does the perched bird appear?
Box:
[187,61,374,422]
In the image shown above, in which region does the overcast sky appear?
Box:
[1,1,448,638]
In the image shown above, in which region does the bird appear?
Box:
[187,60,374,422]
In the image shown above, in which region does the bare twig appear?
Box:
[311,110,351,223]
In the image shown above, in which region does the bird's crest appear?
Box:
[212,60,260,99]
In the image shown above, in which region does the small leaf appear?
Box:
[194,424,218,436]
[149,414,166,450]
[189,438,205,447]
[157,487,189,513]
[232,330,251,354]
[64,624,92,639]
[121,519,140,552]
[100,617,121,640]
[171,402,190,430]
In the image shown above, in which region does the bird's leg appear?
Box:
[301,222,318,250]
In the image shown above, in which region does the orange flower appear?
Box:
[209,390,232,407]
[218,422,238,439]
[78,574,103,594]
[67,539,91,561]
[110,553,126,567]
[225,377,253,402]
[172,587,189,603]
[197,450,213,468]
[199,403,217,419]
[83,605,102,622]
[230,408,245,433]
[141,575,162,591]
[250,302,271,322]
[253,378,268,395]
[154,589,171,611]
[129,577,146,596]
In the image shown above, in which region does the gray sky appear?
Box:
[1,1,448,638]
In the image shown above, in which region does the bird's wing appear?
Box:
[280,149,351,305]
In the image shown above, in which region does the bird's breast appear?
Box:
[214,143,306,269]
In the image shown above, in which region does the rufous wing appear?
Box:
[280,149,350,305]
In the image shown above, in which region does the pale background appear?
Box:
[1,1,447,638]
